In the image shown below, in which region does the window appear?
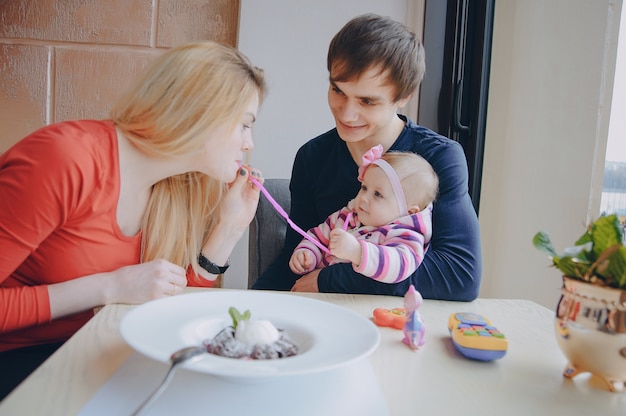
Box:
[601,3,626,240]
[418,0,495,214]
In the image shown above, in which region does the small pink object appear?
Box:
[247,173,331,254]
[402,285,425,350]
[357,144,384,181]
[342,211,353,231]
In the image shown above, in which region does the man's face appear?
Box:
[327,66,409,147]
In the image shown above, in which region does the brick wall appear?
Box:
[0,0,240,153]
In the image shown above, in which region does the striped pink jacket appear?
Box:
[294,201,433,284]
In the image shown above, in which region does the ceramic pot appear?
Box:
[555,277,626,392]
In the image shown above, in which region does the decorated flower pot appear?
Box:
[555,277,626,392]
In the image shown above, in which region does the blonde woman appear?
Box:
[0,41,265,398]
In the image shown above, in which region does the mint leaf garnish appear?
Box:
[228,306,251,330]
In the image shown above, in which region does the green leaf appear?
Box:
[228,306,251,330]
[599,245,626,288]
[533,213,626,289]
[554,256,590,279]
[589,214,622,259]
[532,232,558,257]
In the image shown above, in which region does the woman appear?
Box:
[253,14,482,300]
[0,41,265,398]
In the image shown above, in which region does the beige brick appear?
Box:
[157,0,239,47]
[0,0,153,46]
[53,47,163,122]
[0,0,241,154]
[0,44,48,153]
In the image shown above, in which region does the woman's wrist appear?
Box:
[198,252,230,274]
[97,272,117,305]
[48,272,112,320]
[201,222,240,267]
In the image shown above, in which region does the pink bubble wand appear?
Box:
[342,212,353,231]
[247,175,331,255]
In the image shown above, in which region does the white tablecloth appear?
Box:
[79,352,389,416]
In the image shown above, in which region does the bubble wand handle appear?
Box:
[342,212,353,231]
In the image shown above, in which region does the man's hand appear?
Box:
[290,268,321,292]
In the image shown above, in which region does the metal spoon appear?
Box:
[130,345,207,416]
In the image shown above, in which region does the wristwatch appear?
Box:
[198,252,230,274]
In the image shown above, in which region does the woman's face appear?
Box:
[194,93,259,182]
[354,165,401,227]
[327,66,409,146]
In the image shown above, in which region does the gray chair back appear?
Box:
[248,178,290,288]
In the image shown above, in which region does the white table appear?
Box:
[0,289,624,415]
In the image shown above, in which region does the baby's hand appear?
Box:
[289,250,315,275]
[329,229,361,265]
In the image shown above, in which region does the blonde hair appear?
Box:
[110,41,266,273]
[382,152,439,211]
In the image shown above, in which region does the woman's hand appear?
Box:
[198,165,263,277]
[219,165,263,233]
[48,259,187,320]
[289,249,315,274]
[103,259,188,304]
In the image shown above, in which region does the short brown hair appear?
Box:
[327,13,425,102]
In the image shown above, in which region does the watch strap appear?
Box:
[198,253,230,274]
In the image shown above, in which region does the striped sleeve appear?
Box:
[294,206,353,268]
[354,208,432,284]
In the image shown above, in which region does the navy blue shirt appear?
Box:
[253,116,482,301]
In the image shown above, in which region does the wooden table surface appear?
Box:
[1,289,624,415]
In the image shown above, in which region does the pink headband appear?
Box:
[357,145,407,214]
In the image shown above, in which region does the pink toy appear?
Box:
[402,285,425,350]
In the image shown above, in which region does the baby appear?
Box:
[289,144,438,284]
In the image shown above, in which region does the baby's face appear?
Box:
[354,166,402,227]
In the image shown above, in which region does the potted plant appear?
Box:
[533,213,626,392]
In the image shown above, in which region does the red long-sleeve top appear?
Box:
[0,120,213,352]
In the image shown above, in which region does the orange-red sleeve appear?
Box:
[0,125,96,332]
[0,286,50,332]
[186,266,216,288]
[0,138,71,331]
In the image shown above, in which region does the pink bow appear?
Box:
[355,144,408,215]
[357,144,384,181]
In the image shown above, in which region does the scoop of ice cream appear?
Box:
[234,319,280,345]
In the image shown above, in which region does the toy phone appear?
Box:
[448,312,508,361]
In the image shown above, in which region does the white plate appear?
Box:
[119,291,380,381]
